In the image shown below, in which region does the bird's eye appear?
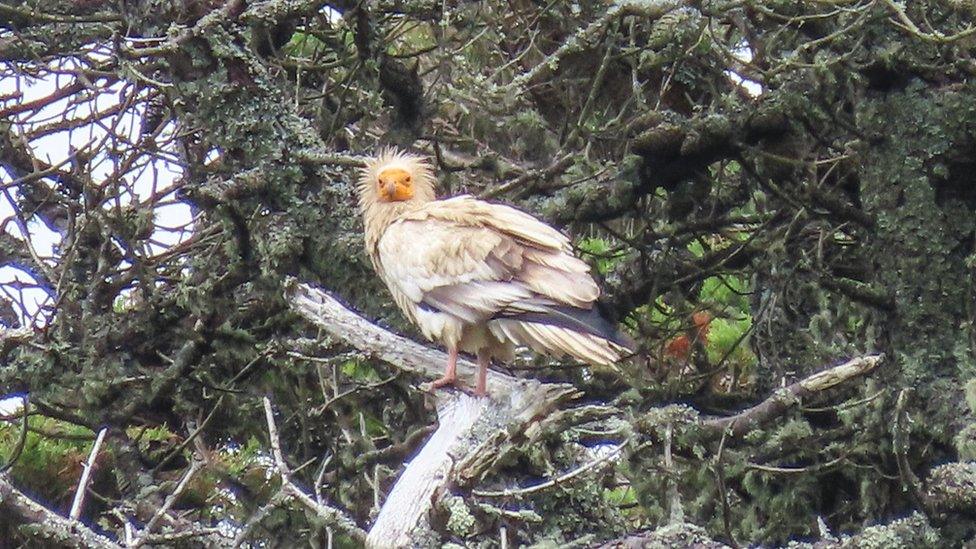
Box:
[405,175,411,183]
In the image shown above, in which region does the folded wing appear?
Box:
[376,196,630,366]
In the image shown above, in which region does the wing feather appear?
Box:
[390,197,600,308]
[375,195,627,366]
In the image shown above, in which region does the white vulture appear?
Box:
[358,148,631,395]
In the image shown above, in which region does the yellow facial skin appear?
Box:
[377,168,415,202]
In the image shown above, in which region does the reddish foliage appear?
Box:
[664,311,713,360]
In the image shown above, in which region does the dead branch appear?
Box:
[0,473,121,549]
[702,354,884,438]
[69,427,107,520]
[239,397,368,545]
[472,440,626,498]
[130,459,204,548]
[287,279,530,392]
[286,281,581,547]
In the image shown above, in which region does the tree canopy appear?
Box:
[0,0,974,546]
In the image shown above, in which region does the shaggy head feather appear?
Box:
[357,148,437,212]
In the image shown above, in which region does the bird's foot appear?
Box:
[425,376,489,398]
[428,374,458,391]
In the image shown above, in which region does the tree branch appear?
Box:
[0,474,121,549]
[702,354,884,438]
[286,281,582,546]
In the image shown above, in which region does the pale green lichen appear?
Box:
[638,522,730,548]
[442,494,477,538]
[965,378,976,414]
[955,423,976,462]
[840,512,941,549]
[925,461,976,512]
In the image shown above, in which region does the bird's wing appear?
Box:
[378,197,630,365]
[377,217,535,324]
[379,197,599,312]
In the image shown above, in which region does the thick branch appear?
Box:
[286,281,581,547]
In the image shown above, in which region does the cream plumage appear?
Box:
[358,148,630,395]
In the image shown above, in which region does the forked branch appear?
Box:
[286,281,580,547]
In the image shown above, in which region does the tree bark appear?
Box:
[286,281,580,546]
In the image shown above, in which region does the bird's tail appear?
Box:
[489,304,633,367]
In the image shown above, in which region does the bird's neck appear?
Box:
[363,200,425,251]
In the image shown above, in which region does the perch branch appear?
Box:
[702,354,883,438]
[286,281,581,547]
[287,279,532,392]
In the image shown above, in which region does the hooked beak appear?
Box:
[384,180,397,198]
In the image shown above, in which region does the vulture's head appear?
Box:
[358,148,436,208]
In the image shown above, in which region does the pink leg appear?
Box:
[475,350,490,397]
[430,347,459,390]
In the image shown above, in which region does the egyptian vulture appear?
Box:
[358,148,631,395]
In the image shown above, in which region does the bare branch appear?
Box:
[286,279,524,391]
[253,397,367,544]
[69,427,107,520]
[286,281,583,546]
[0,473,121,549]
[472,440,627,498]
[130,459,204,548]
[702,355,884,438]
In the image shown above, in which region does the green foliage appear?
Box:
[578,237,626,276]
[0,416,96,506]
[341,358,380,382]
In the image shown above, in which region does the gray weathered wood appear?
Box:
[286,281,579,547]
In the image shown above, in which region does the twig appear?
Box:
[294,150,368,168]
[254,397,367,543]
[892,388,928,511]
[882,0,976,43]
[151,395,225,475]
[0,394,29,473]
[232,491,286,547]
[507,6,622,90]
[263,397,290,477]
[664,423,683,524]
[506,0,687,90]
[134,527,227,544]
[713,429,738,548]
[69,427,107,520]
[473,441,627,498]
[280,482,366,539]
[130,459,204,548]
[746,454,846,474]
